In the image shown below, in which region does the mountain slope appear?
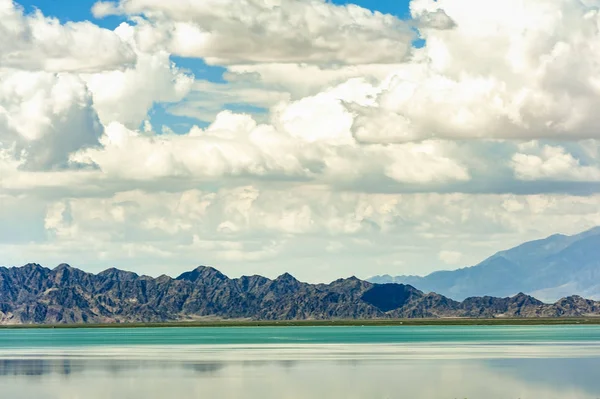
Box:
[369,227,600,301]
[1,263,599,324]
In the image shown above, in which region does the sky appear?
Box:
[2,0,600,282]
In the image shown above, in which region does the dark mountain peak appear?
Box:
[275,272,298,282]
[511,292,531,300]
[329,276,368,289]
[97,267,119,275]
[176,266,228,282]
[155,274,172,283]
[509,292,543,306]
[240,274,272,282]
[552,295,600,316]
[237,274,272,285]
[270,273,303,295]
[556,295,588,304]
[12,263,50,282]
[52,264,85,274]
[273,272,302,287]
[97,268,139,281]
[50,264,90,286]
[19,263,45,271]
[53,264,77,272]
[361,283,423,312]
[235,275,271,293]
[462,295,503,305]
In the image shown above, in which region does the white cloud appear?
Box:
[4,188,600,281]
[349,0,600,142]
[512,144,600,182]
[71,117,316,181]
[0,70,103,170]
[416,9,456,30]
[81,23,193,128]
[67,104,470,187]
[0,0,135,72]
[92,0,414,65]
[385,142,469,184]
[0,1,194,171]
[224,63,402,99]
[273,78,378,144]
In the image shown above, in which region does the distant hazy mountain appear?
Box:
[369,227,600,302]
[1,263,600,324]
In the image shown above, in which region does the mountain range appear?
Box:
[369,227,600,302]
[1,263,600,324]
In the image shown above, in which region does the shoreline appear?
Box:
[2,317,600,329]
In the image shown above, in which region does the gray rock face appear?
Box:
[369,227,600,302]
[1,264,600,324]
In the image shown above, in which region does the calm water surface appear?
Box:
[0,325,599,398]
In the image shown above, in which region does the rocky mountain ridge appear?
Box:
[369,227,600,302]
[1,263,599,324]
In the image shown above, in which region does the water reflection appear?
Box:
[0,359,76,377]
[0,346,599,398]
[0,358,229,377]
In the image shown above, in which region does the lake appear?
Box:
[0,325,599,398]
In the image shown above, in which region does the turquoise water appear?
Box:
[1,325,599,348]
[1,326,600,398]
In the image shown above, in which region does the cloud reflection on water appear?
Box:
[0,345,599,398]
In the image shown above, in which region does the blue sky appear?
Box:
[332,0,412,16]
[18,0,413,22]
[17,0,125,28]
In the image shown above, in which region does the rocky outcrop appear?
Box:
[1,264,599,324]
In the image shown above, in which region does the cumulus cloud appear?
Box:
[71,117,318,181]
[0,1,192,171]
[349,0,600,142]
[385,142,469,184]
[0,0,135,72]
[415,9,456,30]
[92,0,414,65]
[81,22,193,128]
[512,144,600,182]
[0,70,103,170]
[224,63,401,100]
[69,109,469,187]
